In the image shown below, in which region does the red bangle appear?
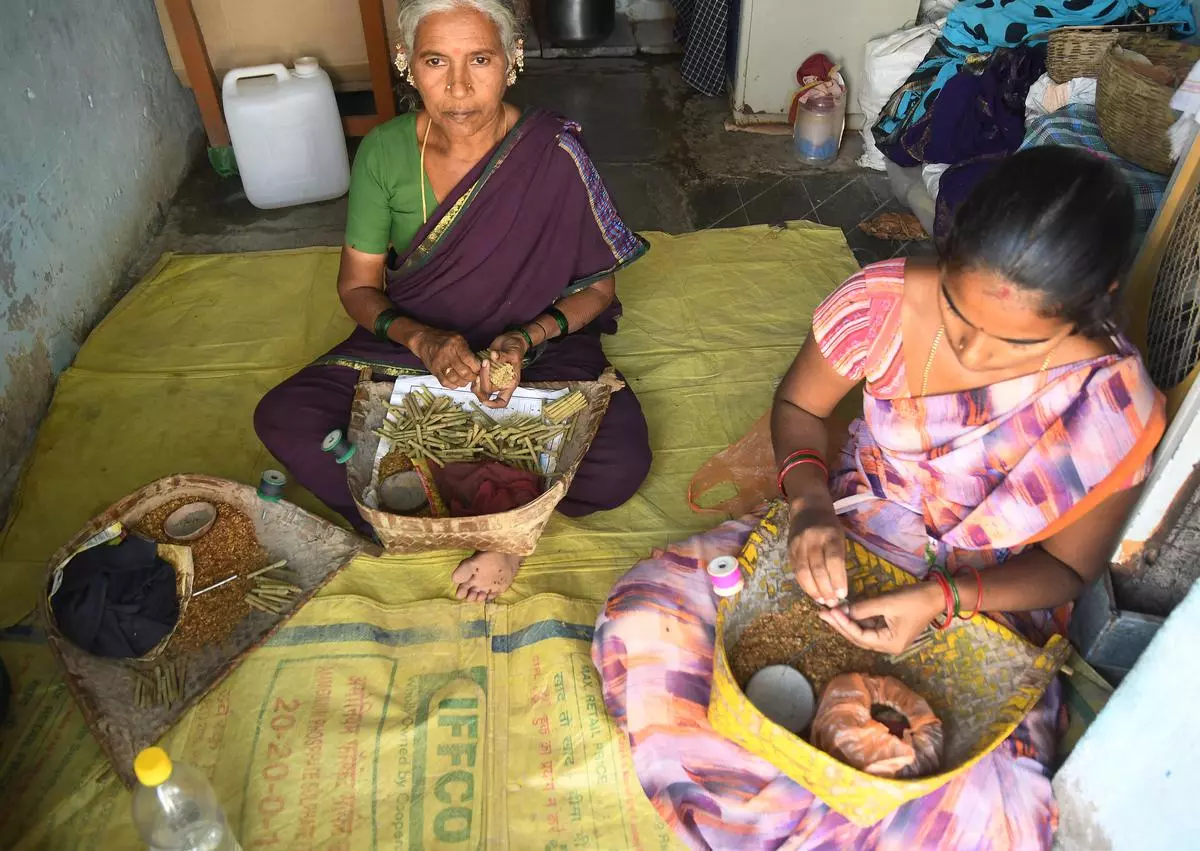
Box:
[956,566,984,619]
[777,450,828,498]
[780,449,825,470]
[929,571,954,631]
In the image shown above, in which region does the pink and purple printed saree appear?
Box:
[593,259,1165,849]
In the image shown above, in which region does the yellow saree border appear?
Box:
[311,356,425,376]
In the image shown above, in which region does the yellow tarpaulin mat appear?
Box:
[0,225,858,849]
[0,596,683,849]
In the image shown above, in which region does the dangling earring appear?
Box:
[394,42,415,86]
[506,39,525,86]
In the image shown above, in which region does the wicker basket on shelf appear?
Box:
[708,502,1070,827]
[1096,39,1200,175]
[346,368,622,555]
[1045,26,1170,83]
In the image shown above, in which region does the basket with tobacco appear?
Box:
[41,474,366,785]
[346,367,623,554]
[709,501,1070,826]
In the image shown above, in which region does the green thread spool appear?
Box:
[257,469,286,502]
[321,429,357,464]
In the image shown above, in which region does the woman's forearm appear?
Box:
[340,285,430,349]
[771,397,833,505]
[946,547,1084,615]
[520,280,614,345]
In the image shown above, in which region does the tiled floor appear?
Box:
[686,173,931,265]
[507,58,932,266]
[140,58,932,274]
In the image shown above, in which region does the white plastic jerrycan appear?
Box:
[222,57,350,209]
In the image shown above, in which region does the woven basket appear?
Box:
[347,369,622,554]
[1045,26,1170,83]
[1097,39,1200,175]
[40,474,368,786]
[708,502,1070,827]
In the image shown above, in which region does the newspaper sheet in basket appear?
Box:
[708,501,1070,826]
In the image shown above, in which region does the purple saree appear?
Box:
[255,109,651,532]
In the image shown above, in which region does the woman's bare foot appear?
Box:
[451,551,523,603]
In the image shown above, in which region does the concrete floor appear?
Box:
[134,58,929,277]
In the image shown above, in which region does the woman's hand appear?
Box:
[474,331,528,409]
[788,496,848,607]
[818,583,945,655]
[410,328,481,389]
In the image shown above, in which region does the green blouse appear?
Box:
[344,114,437,255]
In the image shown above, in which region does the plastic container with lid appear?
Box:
[793,92,847,165]
[222,56,350,209]
[131,747,242,851]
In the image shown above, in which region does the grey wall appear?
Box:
[1111,469,1200,617]
[1054,580,1200,850]
[0,0,202,512]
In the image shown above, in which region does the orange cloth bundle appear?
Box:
[810,673,943,779]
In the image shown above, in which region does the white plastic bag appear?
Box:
[857,21,945,171]
[1024,73,1097,124]
[921,163,950,201]
[919,0,959,24]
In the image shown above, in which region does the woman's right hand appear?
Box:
[788,496,847,607]
[410,328,481,389]
[473,331,527,409]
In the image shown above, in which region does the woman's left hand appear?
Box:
[818,582,945,655]
[474,331,527,409]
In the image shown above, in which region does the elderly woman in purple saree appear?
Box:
[254,1,650,600]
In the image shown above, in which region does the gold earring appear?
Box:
[507,39,525,86]
[394,43,415,85]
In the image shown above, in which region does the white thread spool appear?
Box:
[707,556,744,597]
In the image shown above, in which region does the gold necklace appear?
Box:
[419,108,509,223]
[1038,341,1059,373]
[920,324,945,397]
[920,323,1059,397]
[420,115,433,223]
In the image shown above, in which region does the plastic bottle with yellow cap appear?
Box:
[131,747,241,850]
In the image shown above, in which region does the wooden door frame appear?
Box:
[161,0,397,145]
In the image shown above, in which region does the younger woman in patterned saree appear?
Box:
[255,0,650,601]
[593,147,1166,849]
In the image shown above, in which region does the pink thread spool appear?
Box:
[707,556,744,597]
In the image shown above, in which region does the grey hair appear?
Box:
[396,0,521,60]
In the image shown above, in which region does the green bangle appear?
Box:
[374,308,402,341]
[508,325,534,351]
[933,564,961,618]
[546,306,570,337]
